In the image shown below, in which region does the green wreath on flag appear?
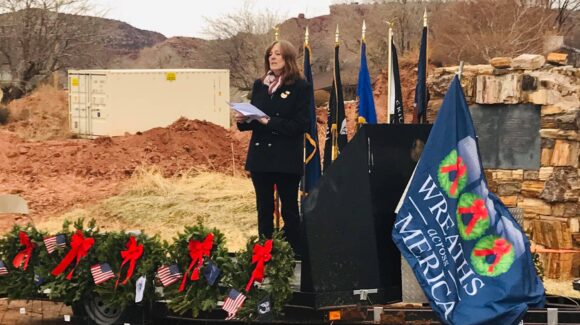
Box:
[471,235,515,277]
[438,149,468,199]
[456,193,490,240]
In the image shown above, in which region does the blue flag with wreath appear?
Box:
[392,76,545,325]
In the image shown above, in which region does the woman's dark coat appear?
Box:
[237,78,311,175]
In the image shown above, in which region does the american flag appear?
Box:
[157,264,182,287]
[44,234,66,254]
[222,288,246,320]
[0,261,8,276]
[90,263,115,285]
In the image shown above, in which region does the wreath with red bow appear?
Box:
[90,231,165,309]
[163,225,230,318]
[225,231,295,321]
[39,219,101,306]
[0,224,45,299]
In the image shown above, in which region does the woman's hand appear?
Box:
[235,112,248,123]
[257,117,270,125]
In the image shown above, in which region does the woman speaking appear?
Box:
[236,40,311,257]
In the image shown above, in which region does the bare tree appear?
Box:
[0,0,103,94]
[202,0,283,90]
[430,0,554,65]
[548,0,580,32]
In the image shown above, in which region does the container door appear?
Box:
[69,74,90,137]
[89,74,107,137]
[213,73,228,127]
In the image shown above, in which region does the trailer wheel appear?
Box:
[83,295,124,325]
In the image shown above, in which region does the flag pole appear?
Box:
[387,21,393,124]
[457,61,464,81]
[273,23,281,230]
[424,9,429,124]
[361,20,366,43]
[301,26,309,204]
[331,24,340,162]
[423,9,428,68]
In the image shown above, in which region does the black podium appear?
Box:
[297,124,431,308]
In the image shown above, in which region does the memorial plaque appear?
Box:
[470,104,540,169]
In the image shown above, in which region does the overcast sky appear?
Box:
[92,0,333,38]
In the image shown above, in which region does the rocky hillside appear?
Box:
[0,10,166,69]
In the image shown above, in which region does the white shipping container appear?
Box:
[68,69,230,138]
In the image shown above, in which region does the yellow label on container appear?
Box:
[328,310,341,321]
[71,78,79,87]
[165,72,176,81]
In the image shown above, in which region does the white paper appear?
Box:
[228,102,268,121]
[64,315,71,322]
[135,276,146,303]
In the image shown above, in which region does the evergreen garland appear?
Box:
[0,220,297,322]
[163,225,231,318]
[225,231,295,321]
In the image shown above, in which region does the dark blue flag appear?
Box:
[34,273,44,286]
[323,41,346,172]
[302,44,321,194]
[203,260,220,286]
[256,295,273,321]
[414,26,428,124]
[356,41,377,124]
[392,77,544,325]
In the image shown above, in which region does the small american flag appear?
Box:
[157,264,182,287]
[91,263,115,285]
[43,234,66,254]
[0,261,8,276]
[222,288,246,320]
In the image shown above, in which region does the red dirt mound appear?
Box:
[0,118,247,224]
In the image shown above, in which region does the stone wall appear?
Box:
[427,54,580,279]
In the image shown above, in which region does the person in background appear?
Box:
[236,40,311,258]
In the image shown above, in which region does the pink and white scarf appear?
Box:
[263,70,283,95]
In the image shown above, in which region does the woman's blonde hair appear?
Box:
[262,40,303,85]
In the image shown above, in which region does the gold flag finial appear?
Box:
[361,20,366,42]
[274,25,279,41]
[423,9,428,27]
[335,24,340,45]
[305,26,309,46]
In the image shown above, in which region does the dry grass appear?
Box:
[36,168,257,252]
[4,84,70,141]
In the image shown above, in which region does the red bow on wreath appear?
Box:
[12,231,35,271]
[115,236,143,288]
[245,239,272,292]
[51,230,94,280]
[179,233,214,292]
